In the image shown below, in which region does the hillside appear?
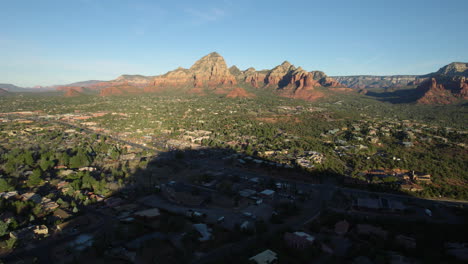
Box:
[0,83,24,92]
[0,88,10,96]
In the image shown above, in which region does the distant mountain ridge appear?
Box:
[332,75,422,89]
[93,52,347,101]
[0,88,10,96]
[333,62,468,90]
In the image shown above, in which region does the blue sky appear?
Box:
[1,0,467,87]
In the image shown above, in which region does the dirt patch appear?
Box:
[255,115,301,124]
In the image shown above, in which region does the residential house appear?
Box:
[21,192,42,203]
[53,209,72,220]
[284,232,315,249]
[193,223,212,241]
[335,220,350,235]
[10,225,48,240]
[356,224,388,238]
[249,250,278,264]
[134,208,161,220]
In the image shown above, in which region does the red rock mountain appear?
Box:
[416,76,468,104]
[415,62,468,104]
[65,52,346,101]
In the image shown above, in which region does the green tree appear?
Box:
[23,151,35,166]
[39,157,54,171]
[69,150,91,168]
[0,178,12,192]
[0,220,8,236]
[5,238,17,249]
[27,169,43,187]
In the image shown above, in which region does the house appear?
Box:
[56,181,69,190]
[134,208,160,219]
[334,220,350,235]
[284,232,315,249]
[10,225,48,240]
[249,177,260,184]
[259,189,275,198]
[0,191,18,199]
[193,223,212,241]
[21,192,42,203]
[239,189,257,198]
[40,197,59,212]
[356,224,388,238]
[78,167,96,172]
[413,173,432,183]
[401,141,413,148]
[249,249,278,264]
[53,209,72,220]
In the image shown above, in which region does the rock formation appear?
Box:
[434,62,468,77]
[416,77,468,104]
[75,52,345,101]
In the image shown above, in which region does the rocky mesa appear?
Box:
[64,52,347,101]
[415,62,468,104]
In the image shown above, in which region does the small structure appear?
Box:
[239,189,257,198]
[21,192,42,203]
[0,191,18,199]
[249,249,278,264]
[334,220,350,235]
[134,208,160,219]
[401,141,413,148]
[356,224,388,238]
[193,223,212,241]
[259,189,275,198]
[284,232,315,249]
[53,209,72,220]
[10,225,48,240]
[241,221,252,231]
[249,177,260,184]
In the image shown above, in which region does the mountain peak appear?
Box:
[207,51,221,57]
[281,61,292,67]
[190,52,228,72]
[435,62,468,77]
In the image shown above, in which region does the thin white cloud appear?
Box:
[184,7,226,23]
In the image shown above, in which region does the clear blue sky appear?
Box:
[1,0,467,87]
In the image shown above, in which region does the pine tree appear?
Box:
[27,169,43,187]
